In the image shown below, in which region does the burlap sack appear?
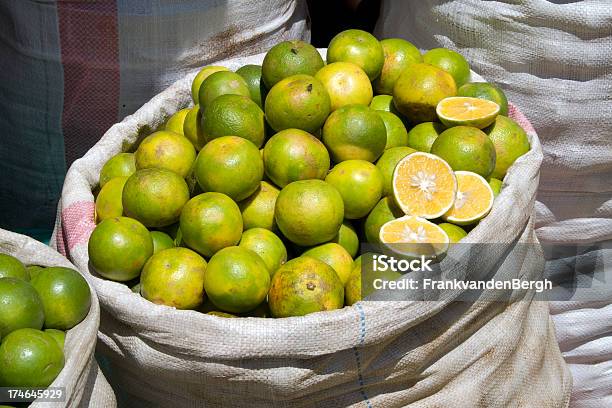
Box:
[0,229,116,407]
[53,50,571,407]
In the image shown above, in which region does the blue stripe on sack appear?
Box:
[353,302,373,408]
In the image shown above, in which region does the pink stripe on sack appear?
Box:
[61,201,96,251]
[508,103,536,135]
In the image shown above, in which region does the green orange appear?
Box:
[344,264,361,306]
[88,217,154,281]
[406,122,446,152]
[315,62,373,111]
[374,38,422,95]
[239,228,287,275]
[0,254,28,281]
[202,94,266,148]
[135,130,196,178]
[263,128,330,187]
[484,115,530,179]
[438,223,467,243]
[204,246,270,313]
[99,153,136,187]
[239,181,279,231]
[375,146,416,196]
[364,196,403,243]
[44,329,66,349]
[95,176,128,222]
[264,74,331,133]
[392,63,457,123]
[165,108,190,135]
[0,278,44,338]
[179,192,243,258]
[369,94,402,116]
[488,178,503,196]
[183,105,205,150]
[262,40,324,89]
[423,48,470,87]
[236,64,266,108]
[325,160,383,219]
[150,230,175,254]
[122,168,190,227]
[275,180,344,246]
[302,243,353,285]
[26,265,45,280]
[198,71,250,109]
[377,111,409,149]
[431,126,497,178]
[194,136,263,201]
[322,104,387,162]
[457,82,508,116]
[191,66,229,104]
[30,267,91,330]
[327,29,384,81]
[268,256,344,317]
[332,221,359,258]
[140,247,207,309]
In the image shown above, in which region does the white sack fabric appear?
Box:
[0,229,116,407]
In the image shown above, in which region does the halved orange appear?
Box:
[379,215,449,258]
[436,96,499,128]
[392,152,457,219]
[442,171,494,225]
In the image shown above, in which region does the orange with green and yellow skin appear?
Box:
[268,256,344,317]
[264,74,331,134]
[331,221,359,258]
[44,329,66,349]
[236,64,266,108]
[437,223,467,244]
[344,263,361,306]
[140,247,207,310]
[194,136,263,201]
[0,278,44,338]
[263,128,330,187]
[26,265,44,280]
[183,104,206,150]
[88,217,154,281]
[95,176,128,222]
[202,94,266,148]
[122,168,190,227]
[488,177,503,196]
[0,328,64,387]
[407,122,446,152]
[374,38,422,95]
[207,311,237,318]
[179,192,243,258]
[364,196,404,244]
[275,180,344,247]
[392,63,457,123]
[314,61,373,111]
[135,130,196,178]
[325,160,383,219]
[0,254,28,280]
[239,228,287,275]
[164,108,190,135]
[377,111,409,149]
[484,115,530,179]
[457,82,508,116]
[150,230,175,254]
[423,48,470,87]
[262,40,324,89]
[191,66,229,104]
[203,246,270,314]
[30,267,91,330]
[431,126,497,178]
[302,243,353,285]
[327,29,384,81]
[99,152,136,187]
[322,105,387,163]
[239,181,279,231]
[198,71,250,109]
[369,94,402,115]
[375,146,416,197]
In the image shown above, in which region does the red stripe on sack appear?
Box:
[61,201,96,251]
[508,103,536,135]
[57,1,120,166]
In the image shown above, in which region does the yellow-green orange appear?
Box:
[423,48,470,87]
[0,254,28,281]
[315,62,373,111]
[202,94,266,147]
[374,38,422,95]
[332,221,359,258]
[327,29,384,81]
[392,63,457,123]
[377,111,409,149]
[122,168,190,227]
[344,264,361,306]
[30,267,91,330]
[352,253,402,298]
[325,160,383,219]
[303,243,353,285]
[88,217,153,281]
[204,246,270,313]
[322,104,387,162]
[370,94,397,112]
[265,74,331,133]
[135,130,196,178]
[0,278,44,338]
[268,256,344,317]
[438,223,467,243]
[407,122,446,152]
[262,40,324,89]
[207,311,237,318]
[183,105,205,150]
[191,66,229,104]
[431,126,496,178]
[165,108,190,135]
[198,71,250,109]
[275,180,344,246]
[194,136,263,201]
[150,230,175,254]
[140,247,207,309]
[236,64,266,108]
[99,153,135,187]
[26,265,44,280]
[0,328,64,387]
[484,115,530,179]
[95,176,127,222]
[239,181,279,231]
[458,82,508,116]
[489,178,503,196]
[376,146,416,196]
[263,128,330,187]
[179,192,243,258]
[239,228,287,275]
[44,329,66,349]
[364,196,404,243]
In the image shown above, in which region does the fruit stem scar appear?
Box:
[306,282,316,290]
[306,84,313,92]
